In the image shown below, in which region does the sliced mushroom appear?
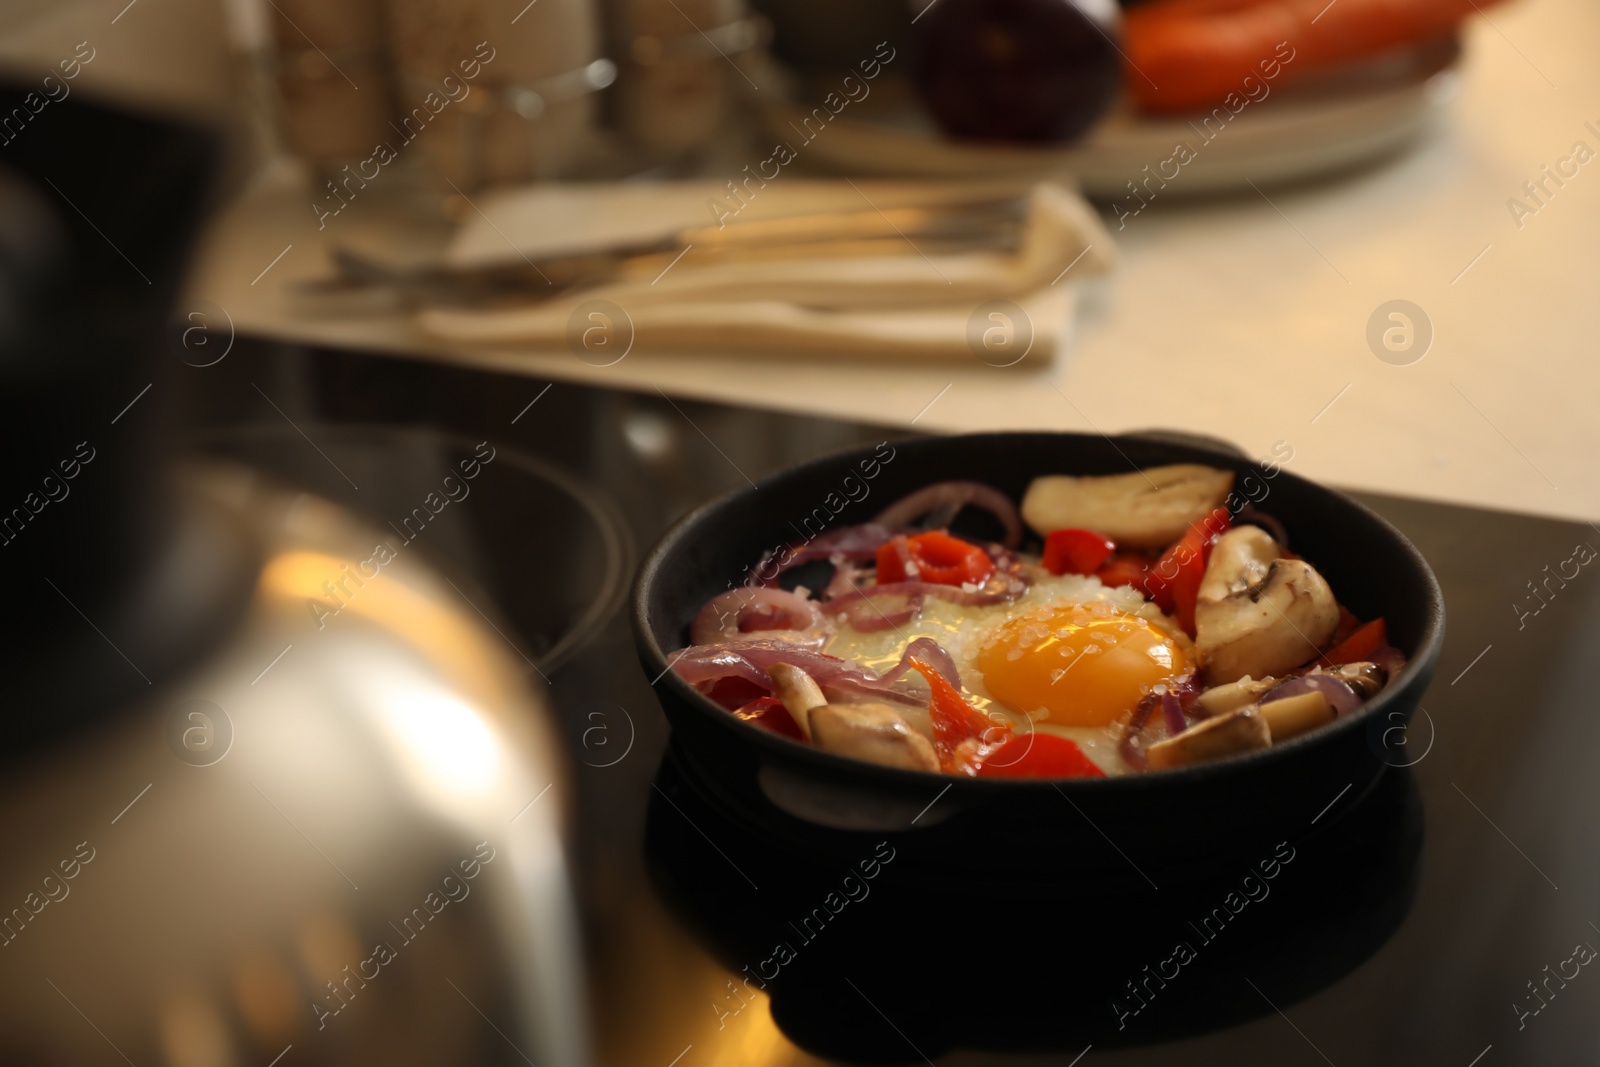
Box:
[1021,464,1234,550]
[808,701,940,773]
[1316,661,1387,699]
[1256,691,1334,742]
[767,662,828,740]
[1146,705,1271,770]
[1197,525,1282,602]
[1194,528,1339,684]
[1191,675,1278,718]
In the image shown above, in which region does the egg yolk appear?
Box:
[974,604,1188,727]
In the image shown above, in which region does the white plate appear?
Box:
[760,39,1462,196]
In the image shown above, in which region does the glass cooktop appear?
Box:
[175,336,1600,1067]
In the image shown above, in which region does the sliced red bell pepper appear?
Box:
[1322,618,1387,666]
[733,695,806,741]
[703,676,770,712]
[1329,605,1361,648]
[1041,528,1117,576]
[1144,507,1231,634]
[1094,552,1151,590]
[876,531,995,587]
[907,656,1004,772]
[975,733,1105,779]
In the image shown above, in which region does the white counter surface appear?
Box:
[189,0,1600,525]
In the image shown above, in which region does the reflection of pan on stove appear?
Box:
[645,747,1422,1063]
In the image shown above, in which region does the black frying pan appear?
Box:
[632,432,1444,886]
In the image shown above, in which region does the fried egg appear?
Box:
[823,573,1192,774]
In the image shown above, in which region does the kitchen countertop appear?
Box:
[186,0,1600,526]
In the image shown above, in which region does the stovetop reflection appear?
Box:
[647,745,1422,1062]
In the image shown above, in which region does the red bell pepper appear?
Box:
[1144,507,1231,634]
[876,531,995,587]
[733,695,806,741]
[1094,552,1151,590]
[1329,605,1361,648]
[907,656,1004,772]
[1322,618,1387,666]
[704,676,770,711]
[975,733,1105,779]
[1042,528,1117,576]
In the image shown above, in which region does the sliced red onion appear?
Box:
[828,573,1028,613]
[690,587,828,650]
[976,541,1026,569]
[1261,675,1361,717]
[1118,693,1159,771]
[752,523,900,586]
[1370,645,1406,681]
[668,637,962,706]
[670,645,777,690]
[839,590,924,632]
[958,539,1037,597]
[1160,690,1186,737]
[808,522,901,553]
[821,554,868,600]
[1169,671,1204,716]
[873,481,1023,548]
[878,636,962,689]
[1236,506,1289,548]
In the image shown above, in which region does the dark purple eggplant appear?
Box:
[913,0,1122,143]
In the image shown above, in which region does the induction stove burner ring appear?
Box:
[181,423,632,676]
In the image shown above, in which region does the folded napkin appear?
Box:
[417,178,1114,362]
